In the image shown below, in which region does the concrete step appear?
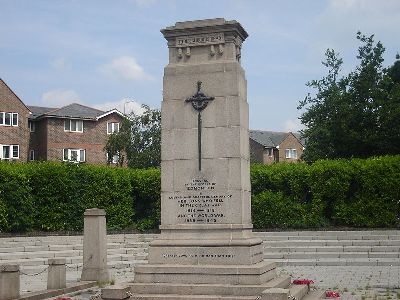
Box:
[264,252,400,259]
[254,230,400,237]
[128,294,257,299]
[263,240,400,248]
[258,235,400,241]
[302,290,326,300]
[131,276,291,296]
[275,258,400,266]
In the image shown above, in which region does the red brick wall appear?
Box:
[249,138,264,163]
[29,119,48,161]
[0,80,31,161]
[44,113,123,165]
[278,133,304,163]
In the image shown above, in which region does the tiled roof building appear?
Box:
[1,78,124,164]
[249,130,305,164]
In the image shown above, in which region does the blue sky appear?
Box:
[1,0,399,131]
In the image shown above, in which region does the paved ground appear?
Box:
[20,265,400,300]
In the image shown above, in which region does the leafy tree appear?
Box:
[105,105,161,168]
[298,32,400,162]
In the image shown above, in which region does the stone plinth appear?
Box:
[47,258,66,290]
[81,208,109,282]
[0,264,20,300]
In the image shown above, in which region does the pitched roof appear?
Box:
[32,103,105,120]
[0,78,31,113]
[28,106,57,119]
[250,130,305,147]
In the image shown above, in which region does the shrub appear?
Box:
[0,155,399,233]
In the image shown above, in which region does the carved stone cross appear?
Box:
[186,81,215,171]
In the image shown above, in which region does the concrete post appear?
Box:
[81,208,109,282]
[0,264,20,300]
[47,258,66,290]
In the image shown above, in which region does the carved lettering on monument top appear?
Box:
[176,33,224,47]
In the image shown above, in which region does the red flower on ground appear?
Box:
[293,279,315,285]
[325,291,340,298]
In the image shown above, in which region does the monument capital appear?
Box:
[161,18,248,64]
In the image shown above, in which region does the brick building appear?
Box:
[249,130,305,164]
[1,78,124,164]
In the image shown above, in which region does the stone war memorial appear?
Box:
[129,18,310,299]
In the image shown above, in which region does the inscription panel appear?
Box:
[176,33,225,47]
[172,178,231,224]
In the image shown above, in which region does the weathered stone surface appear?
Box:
[81,208,109,282]
[47,258,66,290]
[101,285,131,300]
[131,17,290,299]
[0,264,19,300]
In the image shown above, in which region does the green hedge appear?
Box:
[251,156,400,228]
[0,162,160,233]
[0,156,399,233]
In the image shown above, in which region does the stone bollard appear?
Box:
[47,258,66,290]
[81,208,109,282]
[0,264,20,300]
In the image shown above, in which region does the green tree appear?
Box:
[298,32,400,162]
[105,105,161,168]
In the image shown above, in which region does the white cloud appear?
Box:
[99,56,152,81]
[93,98,146,115]
[283,119,304,133]
[41,89,81,107]
[51,57,69,71]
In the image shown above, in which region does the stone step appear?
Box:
[128,294,257,299]
[131,276,291,296]
[253,230,400,237]
[264,252,400,259]
[301,290,326,300]
[129,284,309,300]
[275,258,400,266]
[258,235,400,241]
[263,240,400,248]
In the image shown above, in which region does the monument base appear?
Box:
[130,262,309,299]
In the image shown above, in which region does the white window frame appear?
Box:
[107,122,120,134]
[63,148,85,162]
[0,112,18,127]
[29,121,35,132]
[29,150,35,161]
[64,119,83,133]
[0,144,19,160]
[285,148,298,159]
[107,152,119,164]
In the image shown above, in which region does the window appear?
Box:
[63,148,85,162]
[29,121,35,132]
[29,150,35,161]
[64,119,83,132]
[285,148,297,159]
[0,112,18,126]
[107,122,120,134]
[0,145,19,160]
[5,113,11,126]
[107,152,119,164]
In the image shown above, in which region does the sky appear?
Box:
[1,0,399,132]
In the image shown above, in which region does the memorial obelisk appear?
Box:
[130,18,306,299]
